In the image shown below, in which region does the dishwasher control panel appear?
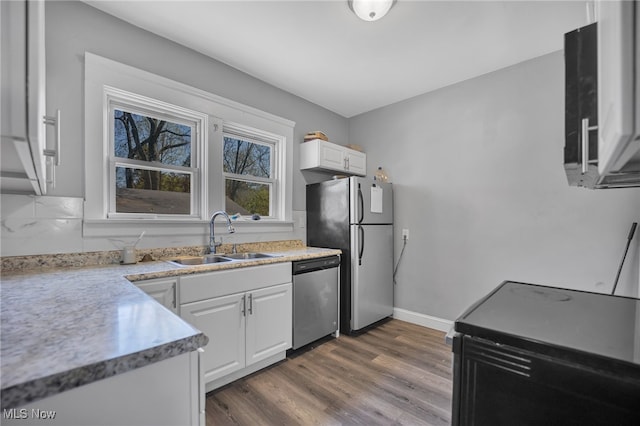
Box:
[292,255,340,274]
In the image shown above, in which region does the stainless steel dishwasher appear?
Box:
[291,255,340,350]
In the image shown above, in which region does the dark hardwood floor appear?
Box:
[205,319,453,425]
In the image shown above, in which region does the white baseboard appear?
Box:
[392,308,453,332]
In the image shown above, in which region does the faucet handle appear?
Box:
[210,237,222,254]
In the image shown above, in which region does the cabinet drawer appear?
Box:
[180,262,291,303]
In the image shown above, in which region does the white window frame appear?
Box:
[222,122,284,220]
[84,52,294,238]
[106,87,208,220]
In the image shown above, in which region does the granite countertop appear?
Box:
[0,245,341,410]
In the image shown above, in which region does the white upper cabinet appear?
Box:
[1,0,59,195]
[596,0,640,181]
[300,139,367,176]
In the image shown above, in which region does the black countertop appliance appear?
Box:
[451,281,640,426]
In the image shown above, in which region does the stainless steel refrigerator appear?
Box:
[306,176,393,334]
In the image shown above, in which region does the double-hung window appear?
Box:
[222,125,280,218]
[84,52,293,238]
[106,88,207,219]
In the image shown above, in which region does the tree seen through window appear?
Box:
[223,136,272,216]
[113,109,193,214]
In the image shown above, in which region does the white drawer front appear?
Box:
[180,262,291,303]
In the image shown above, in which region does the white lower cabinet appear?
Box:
[3,352,202,426]
[179,263,292,391]
[133,277,178,314]
[181,292,246,383]
[245,283,292,365]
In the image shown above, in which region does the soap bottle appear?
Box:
[375,166,388,183]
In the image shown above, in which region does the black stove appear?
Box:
[451,281,640,426]
[455,281,640,367]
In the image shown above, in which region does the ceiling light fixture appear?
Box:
[348,0,396,22]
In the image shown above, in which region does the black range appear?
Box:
[451,281,640,426]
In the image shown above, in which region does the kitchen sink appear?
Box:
[167,252,278,266]
[223,252,279,260]
[168,255,233,266]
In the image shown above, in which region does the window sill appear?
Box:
[83,218,294,238]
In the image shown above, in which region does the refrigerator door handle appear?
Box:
[357,186,364,224]
[358,225,364,265]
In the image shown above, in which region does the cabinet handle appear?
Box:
[241,295,246,316]
[43,109,61,166]
[172,282,176,309]
[43,110,61,190]
[580,117,598,174]
[248,293,253,315]
[45,156,56,189]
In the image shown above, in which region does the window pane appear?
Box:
[115,166,191,214]
[114,109,191,167]
[225,179,270,216]
[223,136,271,178]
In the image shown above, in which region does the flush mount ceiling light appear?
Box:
[348,0,396,22]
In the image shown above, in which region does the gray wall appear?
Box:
[6,2,640,319]
[46,0,347,212]
[350,51,640,320]
[1,0,352,256]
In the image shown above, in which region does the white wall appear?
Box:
[350,51,640,321]
[0,1,349,256]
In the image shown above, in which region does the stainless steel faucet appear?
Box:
[209,211,235,254]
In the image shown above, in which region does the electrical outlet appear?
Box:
[402,228,409,240]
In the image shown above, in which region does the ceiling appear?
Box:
[84,0,590,118]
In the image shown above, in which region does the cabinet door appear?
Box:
[245,283,292,366]
[27,0,48,193]
[2,353,197,426]
[345,149,366,176]
[135,278,178,314]
[564,22,599,188]
[319,141,347,172]
[300,139,368,176]
[597,0,638,174]
[181,293,246,383]
[0,0,48,194]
